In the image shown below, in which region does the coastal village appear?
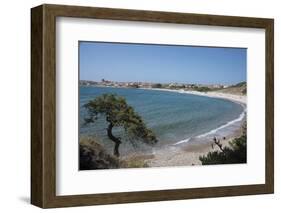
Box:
[80,79,230,91]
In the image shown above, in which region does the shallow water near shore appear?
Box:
[79,86,245,156]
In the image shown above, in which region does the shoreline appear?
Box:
[136,87,247,166]
[141,87,247,143]
[145,124,245,167]
[81,85,247,166]
[140,87,246,105]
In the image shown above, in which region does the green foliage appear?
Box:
[129,84,139,88]
[152,83,162,88]
[79,138,121,170]
[233,81,246,87]
[84,94,158,156]
[194,86,211,92]
[169,84,185,89]
[79,137,149,169]
[199,125,247,165]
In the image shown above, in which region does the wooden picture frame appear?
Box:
[31,4,274,208]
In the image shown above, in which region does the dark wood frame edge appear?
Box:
[31,4,274,208]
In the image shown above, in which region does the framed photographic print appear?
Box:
[31,4,274,208]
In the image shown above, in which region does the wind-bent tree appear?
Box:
[84,94,158,157]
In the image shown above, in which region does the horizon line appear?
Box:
[79,79,246,86]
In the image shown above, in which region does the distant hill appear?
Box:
[216,82,246,95]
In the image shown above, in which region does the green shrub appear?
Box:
[79,137,150,169]
[233,81,246,87]
[152,83,162,88]
[79,138,122,170]
[195,87,211,92]
[199,124,247,165]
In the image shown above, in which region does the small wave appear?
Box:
[173,109,246,145]
[197,110,246,138]
[173,137,191,145]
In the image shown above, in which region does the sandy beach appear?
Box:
[142,88,246,105]
[137,88,247,167]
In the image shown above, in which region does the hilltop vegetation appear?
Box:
[215,81,246,95]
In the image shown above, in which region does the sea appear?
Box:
[79,86,245,156]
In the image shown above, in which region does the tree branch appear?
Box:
[213,137,224,153]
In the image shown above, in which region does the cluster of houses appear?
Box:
[79,79,229,90]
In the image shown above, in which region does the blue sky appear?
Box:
[79,41,246,85]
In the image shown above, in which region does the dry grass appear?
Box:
[79,137,154,169]
[79,137,121,170]
[216,82,246,95]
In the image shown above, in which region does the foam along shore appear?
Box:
[142,88,246,105]
[146,127,244,167]
[139,88,247,167]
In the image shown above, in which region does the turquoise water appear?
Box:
[79,86,244,155]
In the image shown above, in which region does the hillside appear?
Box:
[79,137,150,169]
[216,82,246,95]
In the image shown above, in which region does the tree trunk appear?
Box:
[113,142,120,157]
[107,122,122,157]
